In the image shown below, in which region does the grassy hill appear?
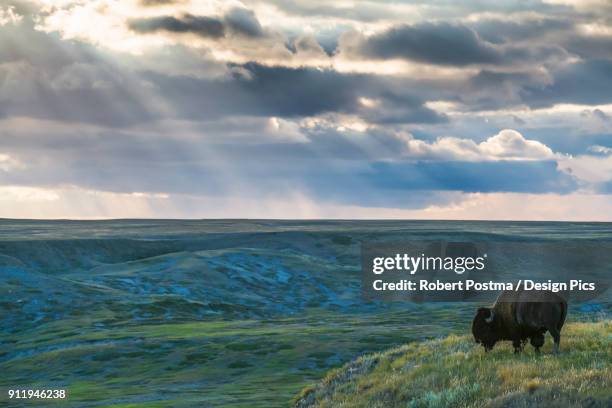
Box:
[294,321,611,408]
[2,220,611,407]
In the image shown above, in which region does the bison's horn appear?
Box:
[485,310,494,324]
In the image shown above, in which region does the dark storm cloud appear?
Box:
[458,70,544,110]
[3,0,612,217]
[468,16,612,60]
[562,35,612,60]
[355,23,500,66]
[358,92,447,124]
[522,59,612,108]
[145,63,445,123]
[129,14,225,38]
[456,59,612,111]
[1,4,605,128]
[349,21,568,66]
[128,8,264,39]
[0,17,443,127]
[144,64,361,118]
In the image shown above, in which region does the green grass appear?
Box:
[2,306,608,407]
[294,321,612,408]
[0,306,475,407]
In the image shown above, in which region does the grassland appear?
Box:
[2,220,611,407]
[295,320,612,408]
[0,306,477,407]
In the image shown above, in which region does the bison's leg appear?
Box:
[549,327,561,354]
[512,338,523,354]
[530,334,545,354]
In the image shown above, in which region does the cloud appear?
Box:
[0,0,611,219]
[477,129,555,160]
[415,192,612,222]
[542,0,612,12]
[557,153,612,186]
[128,7,265,39]
[288,34,329,57]
[0,117,578,212]
[396,129,555,161]
[522,60,612,108]
[341,22,567,67]
[1,186,610,220]
[345,23,499,66]
[0,153,22,171]
[146,62,444,123]
[139,0,184,6]
[589,145,612,155]
[0,5,22,26]
[0,21,158,126]
[597,181,612,194]
[466,15,612,61]
[450,60,612,111]
[364,160,576,195]
[592,109,610,121]
[0,18,441,126]
[563,34,612,59]
[467,17,573,45]
[262,0,567,25]
[129,14,225,38]
[0,185,59,202]
[355,93,447,125]
[0,60,157,126]
[224,7,264,38]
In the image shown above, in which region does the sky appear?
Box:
[0,0,611,220]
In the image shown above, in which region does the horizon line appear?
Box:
[0,217,611,223]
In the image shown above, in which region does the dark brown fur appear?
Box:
[472,289,567,354]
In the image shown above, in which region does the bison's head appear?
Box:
[472,307,497,351]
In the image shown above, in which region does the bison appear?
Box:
[472,289,567,354]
